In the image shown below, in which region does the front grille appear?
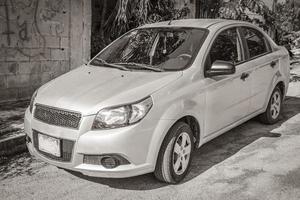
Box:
[32,130,74,162]
[34,104,81,129]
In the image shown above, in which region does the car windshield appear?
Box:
[90,27,207,71]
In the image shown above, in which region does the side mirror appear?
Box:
[206,60,235,77]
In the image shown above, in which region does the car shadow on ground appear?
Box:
[67,96,300,190]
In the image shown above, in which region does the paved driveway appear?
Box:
[1,66,300,200]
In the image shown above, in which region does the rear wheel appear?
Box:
[154,122,194,183]
[259,86,282,124]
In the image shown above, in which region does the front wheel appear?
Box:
[154,122,194,183]
[259,86,282,124]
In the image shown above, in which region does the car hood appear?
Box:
[36,65,182,115]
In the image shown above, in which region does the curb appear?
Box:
[0,133,27,157]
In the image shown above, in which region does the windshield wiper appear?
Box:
[90,58,130,71]
[114,62,164,72]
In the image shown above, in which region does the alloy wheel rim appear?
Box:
[270,91,281,119]
[172,132,192,175]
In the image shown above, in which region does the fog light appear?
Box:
[101,156,119,169]
[83,154,130,168]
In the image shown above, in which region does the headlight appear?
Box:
[92,96,153,129]
[29,90,38,113]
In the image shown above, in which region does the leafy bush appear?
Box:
[91,0,190,57]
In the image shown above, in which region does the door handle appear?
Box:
[270,61,277,68]
[240,72,249,81]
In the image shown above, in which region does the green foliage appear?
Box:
[107,0,190,38]
[91,0,190,57]
[91,0,298,57]
[218,0,295,44]
[219,0,275,29]
[274,2,298,46]
[197,0,221,18]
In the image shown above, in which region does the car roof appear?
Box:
[139,19,252,30]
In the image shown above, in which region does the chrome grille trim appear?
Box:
[34,104,82,129]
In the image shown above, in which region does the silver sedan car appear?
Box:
[25,19,290,183]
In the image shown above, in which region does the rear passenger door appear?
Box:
[240,27,278,113]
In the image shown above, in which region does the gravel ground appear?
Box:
[0,96,300,200]
[0,100,28,141]
[0,66,299,200]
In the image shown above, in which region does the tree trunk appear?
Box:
[100,0,107,40]
[104,0,120,34]
[195,0,200,18]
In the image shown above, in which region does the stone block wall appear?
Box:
[0,0,91,102]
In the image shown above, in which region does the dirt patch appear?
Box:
[0,152,47,180]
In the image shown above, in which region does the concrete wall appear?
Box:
[0,0,91,102]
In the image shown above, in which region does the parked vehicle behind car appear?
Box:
[24,19,290,183]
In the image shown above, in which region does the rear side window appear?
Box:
[241,27,270,58]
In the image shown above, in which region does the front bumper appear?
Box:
[26,141,152,178]
[24,108,172,178]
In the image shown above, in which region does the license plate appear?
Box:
[38,134,61,157]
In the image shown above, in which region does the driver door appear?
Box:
[204,27,252,137]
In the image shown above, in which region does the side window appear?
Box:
[242,27,269,58]
[206,28,243,69]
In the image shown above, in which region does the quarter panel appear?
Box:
[249,53,279,112]
[258,47,290,112]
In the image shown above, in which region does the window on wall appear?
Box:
[241,27,270,59]
[206,28,243,69]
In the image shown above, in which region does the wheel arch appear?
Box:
[174,115,201,147]
[264,78,287,113]
[149,114,201,171]
[276,81,285,99]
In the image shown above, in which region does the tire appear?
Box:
[154,122,194,184]
[259,86,282,124]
